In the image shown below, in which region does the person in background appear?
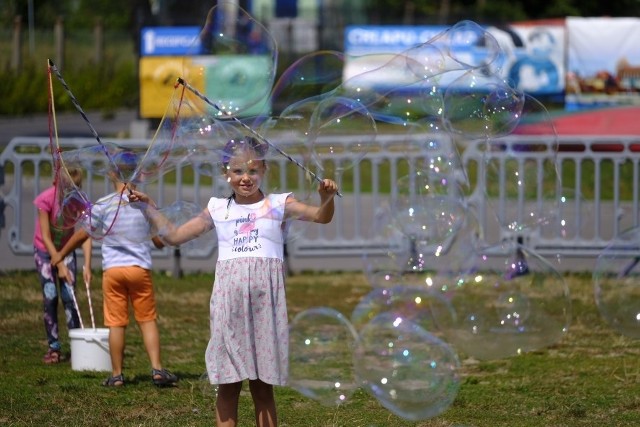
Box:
[33,167,92,364]
[53,152,177,387]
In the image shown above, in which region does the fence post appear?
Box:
[11,15,22,72]
[172,247,183,278]
[94,18,104,64]
[54,16,65,70]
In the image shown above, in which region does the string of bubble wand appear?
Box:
[47,58,128,238]
[47,59,127,186]
[47,60,66,205]
[176,77,342,198]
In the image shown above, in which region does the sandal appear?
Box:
[43,349,62,364]
[103,374,125,387]
[152,368,178,387]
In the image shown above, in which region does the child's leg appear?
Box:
[103,267,131,379]
[249,379,277,427]
[108,326,126,377]
[128,267,163,370]
[59,252,81,330]
[34,249,61,350]
[216,382,243,427]
[138,319,161,369]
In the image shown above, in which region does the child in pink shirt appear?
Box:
[33,168,91,364]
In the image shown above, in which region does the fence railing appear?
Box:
[1,134,640,273]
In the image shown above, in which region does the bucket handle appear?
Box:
[82,333,110,352]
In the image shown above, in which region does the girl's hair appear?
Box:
[110,150,138,181]
[221,136,268,207]
[221,136,268,166]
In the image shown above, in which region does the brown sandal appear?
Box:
[102,374,125,387]
[152,368,178,387]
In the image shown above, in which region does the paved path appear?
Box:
[0,109,144,147]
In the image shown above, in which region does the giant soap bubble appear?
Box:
[439,240,571,360]
[354,312,460,421]
[593,227,640,339]
[183,1,278,119]
[289,307,359,407]
[350,286,456,340]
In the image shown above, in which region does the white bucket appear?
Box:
[69,328,112,372]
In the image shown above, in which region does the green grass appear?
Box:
[1,270,639,426]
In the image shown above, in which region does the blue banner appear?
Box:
[141,27,201,56]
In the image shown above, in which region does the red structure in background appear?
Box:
[515,106,640,151]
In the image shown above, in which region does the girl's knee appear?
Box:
[218,381,243,398]
[249,380,274,401]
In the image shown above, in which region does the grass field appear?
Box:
[1,269,639,426]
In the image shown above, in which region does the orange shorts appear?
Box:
[102,266,157,327]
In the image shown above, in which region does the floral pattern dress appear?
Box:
[205,193,290,385]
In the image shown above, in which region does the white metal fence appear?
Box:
[1,134,639,273]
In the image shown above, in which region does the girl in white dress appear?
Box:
[130,136,338,427]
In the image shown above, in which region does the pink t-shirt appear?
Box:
[33,186,73,252]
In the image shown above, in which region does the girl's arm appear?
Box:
[129,190,214,246]
[38,209,59,257]
[52,228,90,266]
[285,179,338,224]
[40,209,75,282]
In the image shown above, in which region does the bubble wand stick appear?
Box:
[83,267,96,329]
[176,77,342,198]
[48,59,129,186]
[70,287,85,329]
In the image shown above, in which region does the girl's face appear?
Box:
[224,150,266,202]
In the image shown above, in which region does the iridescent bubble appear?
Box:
[340,51,444,126]
[593,227,640,339]
[267,50,344,118]
[258,96,327,202]
[307,95,377,178]
[354,312,460,421]
[393,168,466,247]
[52,166,91,230]
[157,201,217,257]
[443,69,524,139]
[429,20,505,72]
[480,98,561,235]
[540,187,594,241]
[182,2,278,119]
[439,240,571,360]
[350,286,456,339]
[199,372,219,399]
[62,143,137,184]
[361,203,411,288]
[289,307,359,407]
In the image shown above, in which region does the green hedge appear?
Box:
[0,58,138,115]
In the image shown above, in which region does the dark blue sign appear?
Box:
[141,27,201,56]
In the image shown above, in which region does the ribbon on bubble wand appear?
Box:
[47,59,131,238]
[176,77,343,198]
[47,59,127,186]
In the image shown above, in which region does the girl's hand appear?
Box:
[50,251,63,266]
[57,262,73,284]
[318,179,338,199]
[129,189,157,209]
[82,265,91,284]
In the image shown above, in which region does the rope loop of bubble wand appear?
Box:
[47,61,63,189]
[47,58,128,239]
[175,77,342,198]
[47,59,128,187]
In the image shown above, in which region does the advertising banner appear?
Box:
[343,25,565,97]
[139,27,271,119]
[566,17,640,110]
